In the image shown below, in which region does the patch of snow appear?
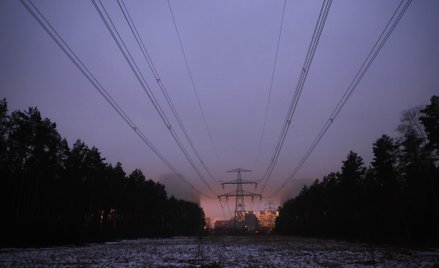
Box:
[0,236,438,267]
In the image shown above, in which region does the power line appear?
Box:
[167,0,225,170]
[259,0,333,194]
[18,0,210,198]
[254,0,287,166]
[218,199,228,219]
[116,0,220,184]
[91,0,218,197]
[265,0,412,199]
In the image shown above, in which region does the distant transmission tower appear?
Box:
[265,201,276,212]
[218,168,262,225]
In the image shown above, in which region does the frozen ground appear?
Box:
[0,236,438,267]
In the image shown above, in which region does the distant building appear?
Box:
[244,211,259,231]
[213,210,279,234]
[256,210,279,232]
[214,220,231,228]
[214,220,232,234]
[204,217,212,230]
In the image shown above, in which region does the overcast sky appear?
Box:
[1,0,438,220]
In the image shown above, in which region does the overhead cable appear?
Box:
[116,0,220,184]
[19,0,210,198]
[254,0,287,166]
[167,0,225,170]
[259,0,333,194]
[91,0,218,197]
[265,0,412,199]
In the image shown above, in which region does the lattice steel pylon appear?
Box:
[217,168,262,224]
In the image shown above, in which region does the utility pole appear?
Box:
[217,168,262,226]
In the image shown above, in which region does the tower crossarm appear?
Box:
[220,180,257,186]
[218,191,262,199]
[227,168,251,173]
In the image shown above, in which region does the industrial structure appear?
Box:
[217,168,262,229]
[255,203,279,232]
[213,208,279,234]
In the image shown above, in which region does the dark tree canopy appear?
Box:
[275,95,439,244]
[0,100,205,246]
[420,95,439,155]
[371,135,398,189]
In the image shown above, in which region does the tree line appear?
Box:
[275,95,439,243]
[0,99,205,246]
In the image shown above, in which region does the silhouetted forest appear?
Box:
[0,99,205,246]
[276,95,439,244]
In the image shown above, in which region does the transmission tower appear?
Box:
[265,201,276,212]
[217,168,262,225]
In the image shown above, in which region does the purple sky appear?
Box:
[1,0,438,220]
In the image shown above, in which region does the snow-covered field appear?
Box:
[1,236,438,267]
